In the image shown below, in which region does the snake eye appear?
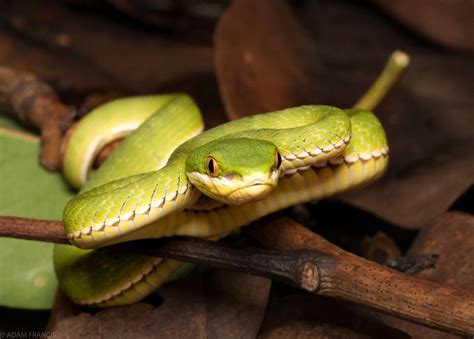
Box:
[275,150,282,169]
[206,157,219,177]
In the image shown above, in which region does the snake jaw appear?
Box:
[225,169,280,205]
[225,183,274,205]
[187,169,279,205]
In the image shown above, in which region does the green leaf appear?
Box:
[0,115,27,131]
[0,126,74,309]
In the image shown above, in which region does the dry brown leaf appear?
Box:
[214,0,321,119]
[373,0,474,52]
[261,320,369,339]
[373,211,474,337]
[0,2,214,95]
[259,294,409,338]
[107,0,223,42]
[204,270,271,339]
[340,144,474,228]
[53,275,208,338]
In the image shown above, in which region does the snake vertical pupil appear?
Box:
[206,157,219,177]
[275,151,282,169]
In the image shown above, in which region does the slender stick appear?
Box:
[116,238,321,292]
[354,50,410,111]
[0,216,67,244]
[0,66,72,170]
[0,216,317,292]
[0,215,473,336]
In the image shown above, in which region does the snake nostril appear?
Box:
[224,172,235,181]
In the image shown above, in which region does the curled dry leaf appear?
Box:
[259,294,409,338]
[204,270,271,339]
[214,0,321,119]
[340,144,474,228]
[0,2,214,93]
[374,212,474,337]
[373,0,474,52]
[53,275,208,339]
[261,321,369,339]
[107,0,224,42]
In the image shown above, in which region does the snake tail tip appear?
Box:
[392,50,410,67]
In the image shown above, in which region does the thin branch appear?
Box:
[0,215,318,292]
[0,216,67,243]
[116,238,321,293]
[0,215,473,336]
[0,66,73,170]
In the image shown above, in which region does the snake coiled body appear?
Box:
[54,94,388,307]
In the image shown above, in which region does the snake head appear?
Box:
[185,137,282,205]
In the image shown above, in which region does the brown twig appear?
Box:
[0,66,72,170]
[0,215,473,336]
[117,239,321,293]
[0,216,67,243]
[0,67,125,170]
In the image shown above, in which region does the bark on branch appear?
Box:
[0,215,472,336]
[0,66,72,170]
[0,66,122,170]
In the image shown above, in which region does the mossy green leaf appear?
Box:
[0,125,74,309]
[0,115,27,131]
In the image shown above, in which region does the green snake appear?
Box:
[54,94,388,307]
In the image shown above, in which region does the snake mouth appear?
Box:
[224,170,280,205]
[225,182,275,205]
[187,169,279,205]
